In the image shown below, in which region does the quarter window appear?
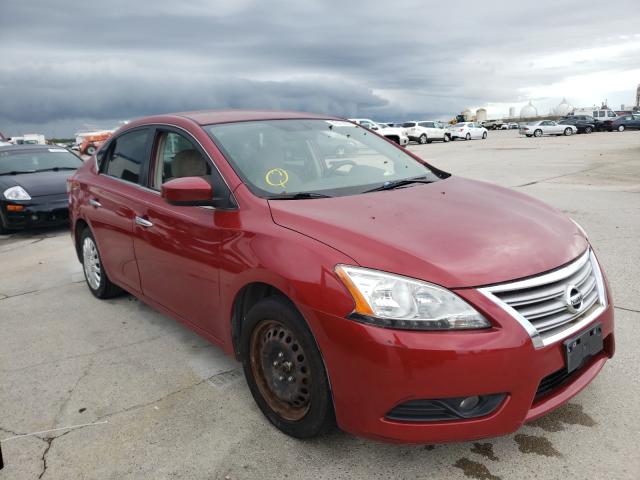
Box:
[103,129,149,183]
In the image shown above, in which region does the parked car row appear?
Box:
[519,113,640,138]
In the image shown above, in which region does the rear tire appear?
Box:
[465,133,471,140]
[86,145,96,155]
[80,228,123,299]
[584,126,593,134]
[419,134,427,144]
[443,134,450,142]
[564,128,573,136]
[482,132,487,139]
[240,296,334,439]
[534,129,543,137]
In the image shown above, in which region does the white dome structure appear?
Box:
[520,101,538,118]
[554,98,573,116]
[475,108,487,122]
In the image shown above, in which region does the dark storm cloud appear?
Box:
[1,0,639,135]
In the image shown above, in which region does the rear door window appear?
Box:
[103,129,150,184]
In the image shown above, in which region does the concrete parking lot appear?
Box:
[1,130,639,480]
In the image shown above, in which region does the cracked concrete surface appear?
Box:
[1,130,639,479]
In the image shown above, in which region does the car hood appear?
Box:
[268,177,588,288]
[0,170,74,197]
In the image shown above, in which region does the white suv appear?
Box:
[402,121,450,144]
[348,119,409,146]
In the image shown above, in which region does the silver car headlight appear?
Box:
[335,265,490,330]
[3,186,31,200]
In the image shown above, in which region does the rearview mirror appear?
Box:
[161,177,214,206]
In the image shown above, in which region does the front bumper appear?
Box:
[1,193,70,230]
[307,288,614,443]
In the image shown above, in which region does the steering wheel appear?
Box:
[326,160,357,176]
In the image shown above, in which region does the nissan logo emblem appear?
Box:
[565,285,583,313]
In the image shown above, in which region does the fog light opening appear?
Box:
[459,395,480,411]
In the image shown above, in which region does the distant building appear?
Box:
[476,108,487,122]
[636,84,640,107]
[509,107,517,117]
[462,109,473,121]
[520,101,538,118]
[554,98,573,116]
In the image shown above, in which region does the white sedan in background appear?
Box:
[519,120,577,137]
[348,118,410,146]
[447,122,488,140]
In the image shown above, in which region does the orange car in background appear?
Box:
[79,131,112,155]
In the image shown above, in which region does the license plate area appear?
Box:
[564,323,603,373]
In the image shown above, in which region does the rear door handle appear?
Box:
[135,216,153,228]
[88,198,102,208]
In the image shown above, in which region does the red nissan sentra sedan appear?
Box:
[68,110,614,443]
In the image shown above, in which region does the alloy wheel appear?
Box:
[82,237,101,290]
[250,319,312,421]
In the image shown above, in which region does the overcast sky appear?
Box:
[1,0,639,137]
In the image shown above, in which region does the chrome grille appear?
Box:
[479,249,607,348]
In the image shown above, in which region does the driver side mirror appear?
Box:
[161,177,215,206]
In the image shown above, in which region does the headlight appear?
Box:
[3,186,31,200]
[335,265,490,330]
[570,218,588,239]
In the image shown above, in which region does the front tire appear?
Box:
[618,125,625,132]
[419,134,427,144]
[584,126,593,134]
[443,134,450,142]
[240,296,334,439]
[80,228,122,299]
[465,133,471,140]
[482,132,487,139]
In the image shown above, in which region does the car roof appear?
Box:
[192,110,341,125]
[143,110,343,126]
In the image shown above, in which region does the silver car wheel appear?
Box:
[83,237,102,291]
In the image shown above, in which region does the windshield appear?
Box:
[205,119,445,198]
[0,148,82,175]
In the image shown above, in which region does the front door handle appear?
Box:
[88,198,102,208]
[135,216,153,228]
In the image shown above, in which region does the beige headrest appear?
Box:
[172,149,207,178]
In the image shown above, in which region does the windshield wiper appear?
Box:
[0,170,36,176]
[362,176,435,193]
[34,167,77,172]
[268,192,333,200]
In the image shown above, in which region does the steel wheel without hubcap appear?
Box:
[82,237,101,290]
[250,319,312,421]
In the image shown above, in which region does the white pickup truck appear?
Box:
[348,118,410,146]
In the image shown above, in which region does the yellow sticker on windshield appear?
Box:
[265,168,289,188]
